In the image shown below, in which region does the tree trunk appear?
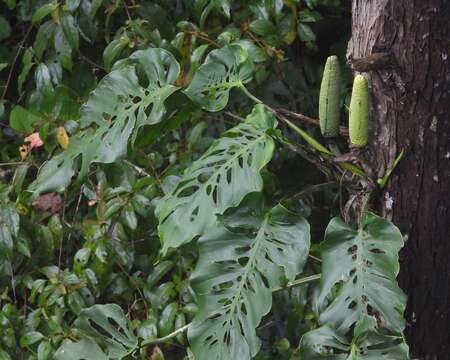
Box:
[348,1,450,359]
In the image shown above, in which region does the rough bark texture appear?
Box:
[348,1,450,359]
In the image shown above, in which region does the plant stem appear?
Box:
[277,108,349,137]
[282,181,339,204]
[140,273,321,347]
[272,273,321,293]
[240,85,263,104]
[141,324,190,347]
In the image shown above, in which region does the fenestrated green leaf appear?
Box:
[188,202,310,360]
[317,213,406,334]
[29,48,180,196]
[183,44,252,112]
[54,304,137,359]
[300,316,409,360]
[155,105,276,254]
[54,337,107,360]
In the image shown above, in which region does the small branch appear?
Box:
[309,254,322,263]
[0,162,27,167]
[225,111,245,122]
[283,181,339,204]
[277,108,349,137]
[124,160,151,177]
[140,274,321,347]
[185,30,220,48]
[1,26,33,100]
[284,141,332,178]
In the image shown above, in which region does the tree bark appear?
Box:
[348,1,450,359]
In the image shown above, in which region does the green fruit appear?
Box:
[319,55,341,138]
[349,75,369,147]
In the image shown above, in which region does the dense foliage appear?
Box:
[0,1,409,359]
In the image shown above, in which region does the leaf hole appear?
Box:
[237,256,249,267]
[370,248,385,254]
[348,300,357,309]
[190,206,199,222]
[177,185,199,198]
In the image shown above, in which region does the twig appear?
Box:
[123,0,132,21]
[124,160,151,177]
[284,141,331,178]
[0,162,27,167]
[185,30,220,48]
[276,108,349,137]
[225,111,245,122]
[283,181,339,203]
[80,55,106,71]
[59,190,83,271]
[309,254,322,263]
[113,252,149,315]
[1,26,33,100]
[140,273,321,347]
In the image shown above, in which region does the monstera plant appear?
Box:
[0,1,410,359]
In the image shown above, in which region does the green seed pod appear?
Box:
[319,55,341,138]
[349,75,369,147]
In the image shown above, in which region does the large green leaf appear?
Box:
[189,202,310,360]
[183,44,252,112]
[300,316,409,360]
[54,304,137,359]
[156,105,276,254]
[29,48,180,196]
[317,213,406,334]
[55,337,107,360]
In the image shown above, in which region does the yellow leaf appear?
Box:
[56,126,70,149]
[19,145,30,160]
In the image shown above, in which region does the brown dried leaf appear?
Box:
[32,193,63,213]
